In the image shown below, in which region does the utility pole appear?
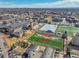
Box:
[29,15,33,30]
[29,11,33,30]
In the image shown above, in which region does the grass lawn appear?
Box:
[28,33,64,50]
[56,25,79,36]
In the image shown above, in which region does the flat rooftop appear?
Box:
[39,24,57,33]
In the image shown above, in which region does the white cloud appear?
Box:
[31,0,79,8]
[0,0,79,8]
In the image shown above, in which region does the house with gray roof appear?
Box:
[41,47,55,58]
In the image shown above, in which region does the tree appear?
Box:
[62,31,67,39]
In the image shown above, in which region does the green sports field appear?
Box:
[28,33,64,50]
[56,25,79,36]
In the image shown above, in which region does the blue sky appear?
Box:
[0,0,79,8]
[0,0,61,4]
